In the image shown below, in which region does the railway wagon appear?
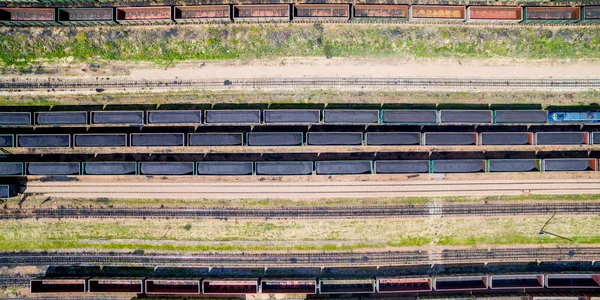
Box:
[582,6,600,23]
[545,274,600,288]
[376,277,433,293]
[15,109,600,126]
[410,5,466,21]
[548,111,600,123]
[35,111,88,126]
[430,160,486,173]
[116,7,172,24]
[542,158,597,172]
[433,275,489,291]
[82,162,138,175]
[486,159,542,173]
[522,7,581,24]
[31,278,87,294]
[0,8,58,25]
[293,4,350,22]
[352,5,408,21]
[88,278,144,293]
[0,184,16,198]
[261,279,317,294]
[58,8,115,25]
[174,6,230,23]
[467,6,522,22]
[489,274,544,289]
[202,279,259,294]
[234,4,290,22]
[319,279,376,294]
[7,131,600,148]
[197,162,254,175]
[145,278,200,294]
[0,134,14,148]
[11,159,599,177]
[0,162,25,177]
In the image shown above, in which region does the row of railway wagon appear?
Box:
[1,110,599,126]
[2,131,600,148]
[1,158,598,176]
[30,274,600,295]
[0,4,600,25]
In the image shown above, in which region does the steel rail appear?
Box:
[3,78,600,92]
[0,248,597,267]
[2,202,600,219]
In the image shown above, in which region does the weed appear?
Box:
[1,25,600,67]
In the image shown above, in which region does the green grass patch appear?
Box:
[2,25,600,66]
[1,216,599,252]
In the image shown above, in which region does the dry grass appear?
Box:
[6,193,600,209]
[2,89,600,107]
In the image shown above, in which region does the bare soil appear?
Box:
[4,58,600,81]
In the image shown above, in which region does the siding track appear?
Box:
[23,180,600,198]
[0,248,597,267]
[3,78,600,92]
[2,202,600,219]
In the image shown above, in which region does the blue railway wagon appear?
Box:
[548,111,600,123]
[0,112,32,126]
[0,134,15,148]
[0,162,25,176]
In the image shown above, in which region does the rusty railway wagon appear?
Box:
[0,4,597,25]
[30,274,600,295]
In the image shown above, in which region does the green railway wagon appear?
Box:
[58,8,116,25]
[522,7,581,24]
[582,6,600,23]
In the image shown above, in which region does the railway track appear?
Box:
[2,202,600,219]
[0,247,597,267]
[3,77,600,92]
[23,180,600,198]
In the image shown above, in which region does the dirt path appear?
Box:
[24,179,600,199]
[127,58,600,81]
[5,58,600,81]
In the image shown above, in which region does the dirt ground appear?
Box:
[18,176,600,201]
[4,58,600,81]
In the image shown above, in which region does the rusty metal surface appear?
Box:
[117,7,171,20]
[469,6,521,20]
[412,5,465,19]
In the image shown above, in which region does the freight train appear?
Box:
[1,110,599,126]
[0,158,597,176]
[0,4,599,26]
[29,273,600,295]
[2,131,599,148]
